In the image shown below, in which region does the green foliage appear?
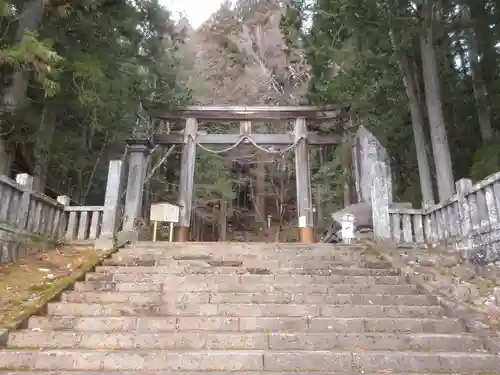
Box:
[311,143,349,221]
[470,136,500,182]
[0,0,189,203]
[280,0,500,208]
[194,151,236,205]
[0,30,63,97]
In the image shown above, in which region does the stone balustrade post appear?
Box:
[455,178,474,259]
[123,140,150,242]
[15,173,33,230]
[370,162,392,241]
[54,195,70,239]
[96,160,124,249]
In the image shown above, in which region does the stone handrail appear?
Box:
[0,157,137,261]
[59,159,128,249]
[63,206,104,241]
[388,208,427,244]
[379,167,500,262]
[0,174,67,264]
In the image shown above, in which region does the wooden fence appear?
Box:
[372,162,500,263]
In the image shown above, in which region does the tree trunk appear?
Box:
[142,180,151,222]
[343,171,351,207]
[218,200,228,241]
[462,5,493,142]
[470,0,498,105]
[0,139,13,176]
[389,26,435,205]
[314,149,324,228]
[194,217,201,241]
[420,17,455,201]
[341,134,352,208]
[3,0,44,109]
[33,104,56,192]
[400,56,435,205]
[1,0,45,174]
[255,159,266,223]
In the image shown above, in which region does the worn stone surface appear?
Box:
[451,284,480,302]
[63,290,435,306]
[0,373,480,375]
[389,241,500,312]
[352,125,392,204]
[451,264,476,282]
[439,255,461,268]
[371,162,393,240]
[1,241,500,372]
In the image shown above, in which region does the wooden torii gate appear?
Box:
[123,102,342,244]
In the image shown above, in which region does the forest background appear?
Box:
[0,0,498,240]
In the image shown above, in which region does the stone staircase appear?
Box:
[1,241,500,373]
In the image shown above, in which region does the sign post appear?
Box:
[150,202,180,242]
[341,213,355,244]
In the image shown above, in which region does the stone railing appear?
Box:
[388,208,427,244]
[374,162,500,262]
[0,173,67,264]
[63,206,104,242]
[59,159,127,248]
[0,157,134,263]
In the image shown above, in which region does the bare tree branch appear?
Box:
[144,145,176,183]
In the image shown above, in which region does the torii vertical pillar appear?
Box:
[123,139,150,240]
[294,117,315,243]
[177,118,198,242]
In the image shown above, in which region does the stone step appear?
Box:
[114,246,366,259]
[0,372,466,375]
[84,273,408,285]
[105,257,393,270]
[74,281,420,294]
[128,241,364,251]
[93,265,399,276]
[61,291,437,306]
[113,253,370,269]
[113,251,365,261]
[99,264,252,275]
[7,331,484,352]
[46,302,443,318]
[106,257,359,267]
[0,349,498,372]
[28,316,465,333]
[275,268,397,276]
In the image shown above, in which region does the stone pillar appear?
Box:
[177,118,198,242]
[15,173,34,230]
[456,178,473,258]
[96,160,124,249]
[55,195,70,239]
[294,117,314,243]
[371,161,392,240]
[352,125,392,204]
[123,140,150,240]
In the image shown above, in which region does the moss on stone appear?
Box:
[0,246,119,333]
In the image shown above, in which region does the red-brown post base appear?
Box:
[177,226,190,242]
[298,227,314,244]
